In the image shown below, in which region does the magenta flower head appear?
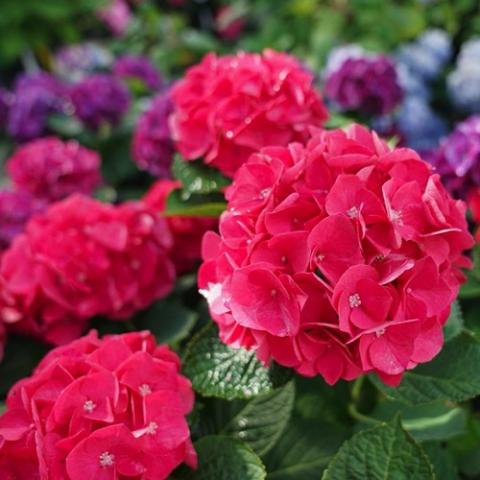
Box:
[114,55,164,91]
[428,115,480,198]
[199,124,473,387]
[70,74,130,130]
[7,73,68,142]
[325,45,403,115]
[132,93,174,177]
[7,137,103,201]
[0,330,197,479]
[0,189,46,252]
[0,194,175,345]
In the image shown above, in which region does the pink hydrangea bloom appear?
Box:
[170,49,328,178]
[7,137,102,201]
[0,330,197,479]
[0,195,175,345]
[199,125,473,386]
[97,0,132,36]
[143,179,218,273]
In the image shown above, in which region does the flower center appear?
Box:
[390,209,402,223]
[375,327,386,337]
[349,293,362,308]
[347,206,359,218]
[138,384,152,396]
[99,451,115,467]
[83,400,96,413]
[146,421,158,435]
[270,289,278,297]
[280,256,287,264]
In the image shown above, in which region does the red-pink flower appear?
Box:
[0,330,196,479]
[0,195,175,345]
[170,49,328,178]
[199,124,473,386]
[7,137,102,201]
[143,179,217,273]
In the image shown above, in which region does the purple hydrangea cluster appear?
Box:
[0,189,46,252]
[113,55,163,91]
[7,73,68,142]
[429,115,480,198]
[131,93,174,177]
[70,74,130,130]
[54,42,113,82]
[324,45,403,115]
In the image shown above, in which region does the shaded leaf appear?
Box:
[322,417,434,480]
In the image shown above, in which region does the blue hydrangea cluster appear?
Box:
[448,38,480,113]
[394,30,452,151]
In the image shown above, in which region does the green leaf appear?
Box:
[366,400,466,442]
[370,332,480,405]
[165,189,226,217]
[183,323,285,400]
[443,300,463,342]
[423,442,459,480]
[0,335,49,397]
[172,155,230,195]
[222,381,295,456]
[322,417,434,480]
[134,299,198,344]
[173,435,266,480]
[459,271,480,299]
[264,417,349,479]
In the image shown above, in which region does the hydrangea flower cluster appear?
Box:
[0,189,46,253]
[7,73,68,142]
[0,195,175,345]
[448,38,480,113]
[114,55,164,91]
[428,115,480,199]
[396,29,452,81]
[70,74,130,130]
[394,30,451,151]
[97,0,132,36]
[143,179,218,273]
[324,45,403,115]
[170,49,328,178]
[132,93,174,177]
[0,330,196,479]
[199,125,473,386]
[54,42,114,82]
[7,137,103,201]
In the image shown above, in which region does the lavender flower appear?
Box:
[113,55,164,91]
[131,93,174,177]
[54,43,113,82]
[0,189,46,251]
[7,73,68,142]
[429,115,480,198]
[324,45,403,116]
[70,74,130,130]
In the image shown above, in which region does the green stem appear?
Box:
[348,403,382,426]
